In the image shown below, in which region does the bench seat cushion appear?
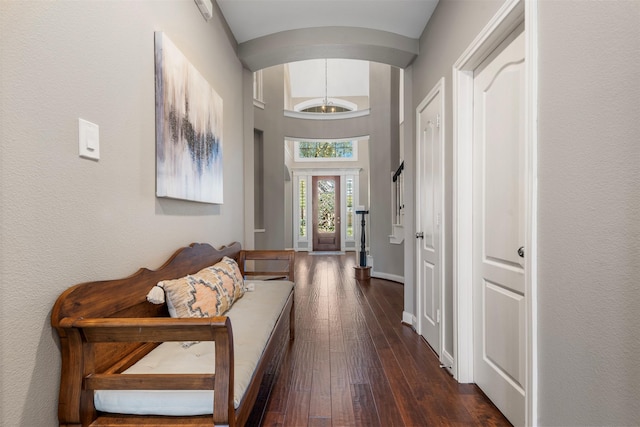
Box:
[94,280,294,416]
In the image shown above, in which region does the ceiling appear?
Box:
[215,0,439,45]
[214,0,439,100]
[287,59,369,98]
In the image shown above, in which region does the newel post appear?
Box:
[354,210,371,280]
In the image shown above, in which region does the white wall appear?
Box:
[0,2,244,425]
[253,62,403,276]
[537,1,640,424]
[409,0,640,423]
[408,0,504,360]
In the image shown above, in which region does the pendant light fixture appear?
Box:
[322,58,333,113]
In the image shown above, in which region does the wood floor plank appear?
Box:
[330,350,357,426]
[308,330,331,418]
[366,279,505,425]
[283,390,311,427]
[288,339,315,392]
[260,411,285,427]
[351,383,381,427]
[308,417,331,427]
[263,344,293,414]
[260,253,510,427]
[459,392,512,426]
[361,280,468,423]
[366,362,408,427]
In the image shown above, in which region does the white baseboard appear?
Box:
[402,311,416,328]
[367,255,404,283]
[442,349,455,376]
[371,270,404,284]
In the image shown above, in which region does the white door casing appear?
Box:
[292,168,361,252]
[452,0,537,424]
[415,78,445,362]
[473,28,526,426]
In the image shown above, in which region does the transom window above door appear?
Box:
[294,140,357,161]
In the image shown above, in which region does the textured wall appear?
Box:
[253,65,287,250]
[253,63,403,276]
[0,2,244,425]
[409,0,504,359]
[368,62,404,276]
[537,1,640,424]
[411,0,640,423]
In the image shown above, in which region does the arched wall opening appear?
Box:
[248,59,405,281]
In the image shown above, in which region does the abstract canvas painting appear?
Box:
[155,32,223,203]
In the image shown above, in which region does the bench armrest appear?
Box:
[56,316,234,426]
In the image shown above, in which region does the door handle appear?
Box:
[416,232,424,239]
[518,246,524,258]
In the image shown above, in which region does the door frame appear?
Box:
[452,0,537,424]
[415,77,451,369]
[291,168,362,252]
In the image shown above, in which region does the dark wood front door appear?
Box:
[312,176,341,251]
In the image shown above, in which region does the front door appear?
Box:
[472,29,526,426]
[416,81,444,358]
[312,176,341,251]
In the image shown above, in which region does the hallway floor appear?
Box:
[259,252,511,426]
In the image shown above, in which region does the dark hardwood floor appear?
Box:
[260,252,511,427]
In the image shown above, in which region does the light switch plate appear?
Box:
[79,118,100,160]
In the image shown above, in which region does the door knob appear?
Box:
[416,232,424,239]
[518,246,524,258]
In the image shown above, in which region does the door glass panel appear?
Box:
[317,178,336,233]
[346,177,354,238]
[299,178,307,237]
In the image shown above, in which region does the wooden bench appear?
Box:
[51,242,295,427]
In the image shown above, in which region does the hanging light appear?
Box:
[322,58,332,113]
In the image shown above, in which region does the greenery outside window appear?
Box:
[299,179,307,237]
[294,140,357,162]
[346,177,354,238]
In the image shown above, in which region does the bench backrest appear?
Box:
[51,242,242,373]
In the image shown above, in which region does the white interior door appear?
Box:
[416,82,443,357]
[472,29,526,426]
